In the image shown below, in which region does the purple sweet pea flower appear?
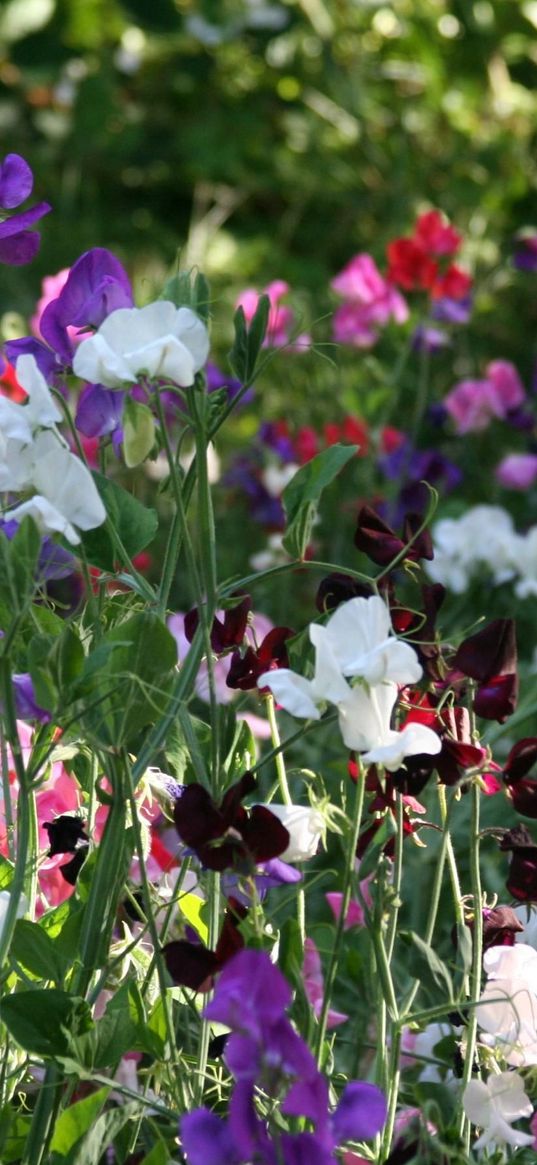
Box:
[75,383,125,439]
[203,948,291,1034]
[39,247,133,364]
[181,1109,242,1165]
[221,857,302,907]
[513,233,537,272]
[0,154,51,266]
[3,336,60,385]
[38,537,77,582]
[332,1081,388,1143]
[431,295,472,324]
[12,674,50,723]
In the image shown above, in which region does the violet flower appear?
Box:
[0,154,51,266]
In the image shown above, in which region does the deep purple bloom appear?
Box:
[181,1109,242,1165]
[0,154,51,266]
[12,674,50,723]
[39,247,133,363]
[206,361,249,403]
[38,537,77,582]
[221,857,302,908]
[203,949,292,1035]
[332,1081,388,1143]
[431,295,472,324]
[513,233,537,272]
[6,248,133,382]
[75,383,125,439]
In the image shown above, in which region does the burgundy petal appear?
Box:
[163,940,219,990]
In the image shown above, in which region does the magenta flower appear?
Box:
[236,280,309,349]
[444,360,525,434]
[0,154,51,266]
[331,253,408,349]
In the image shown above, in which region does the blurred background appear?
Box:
[1,0,537,352]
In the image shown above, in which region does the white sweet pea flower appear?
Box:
[463,1071,534,1153]
[313,594,422,686]
[477,944,537,1066]
[8,432,106,545]
[15,354,63,429]
[72,301,210,389]
[0,890,27,945]
[260,803,325,861]
[0,436,36,492]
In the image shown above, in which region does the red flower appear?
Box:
[386,238,438,292]
[414,210,462,256]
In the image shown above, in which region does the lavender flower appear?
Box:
[0,154,51,266]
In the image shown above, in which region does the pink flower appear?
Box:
[326,878,373,930]
[303,936,348,1028]
[331,253,408,348]
[236,280,309,349]
[31,268,79,345]
[444,360,525,434]
[496,454,537,490]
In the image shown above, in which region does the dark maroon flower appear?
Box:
[500,824,537,901]
[354,504,433,568]
[482,906,525,949]
[173,773,290,872]
[315,573,373,614]
[452,619,518,723]
[163,899,248,991]
[227,626,294,692]
[503,738,537,817]
[185,594,251,654]
[44,814,89,886]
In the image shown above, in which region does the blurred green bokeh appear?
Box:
[1,0,536,355]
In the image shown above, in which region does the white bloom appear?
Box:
[0,436,36,492]
[8,432,106,545]
[513,528,537,599]
[514,904,537,951]
[72,301,209,388]
[477,944,537,1066]
[15,354,63,429]
[463,1071,534,1152]
[260,803,325,861]
[262,463,299,497]
[310,595,422,686]
[427,506,518,593]
[0,890,27,944]
[412,1022,458,1084]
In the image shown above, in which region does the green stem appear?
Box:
[264,694,292,806]
[194,868,221,1105]
[314,764,365,1065]
[457,780,483,1147]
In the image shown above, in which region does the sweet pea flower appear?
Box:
[303,936,348,1028]
[72,301,209,389]
[463,1072,534,1153]
[0,153,51,266]
[331,253,408,348]
[443,360,525,435]
[496,453,537,490]
[259,803,325,862]
[236,280,309,350]
[7,430,106,546]
[477,944,537,1066]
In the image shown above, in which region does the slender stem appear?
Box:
[457,780,483,1146]
[264,694,292,806]
[194,868,221,1105]
[314,764,365,1064]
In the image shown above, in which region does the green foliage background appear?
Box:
[1,0,537,369]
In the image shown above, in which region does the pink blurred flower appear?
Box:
[236,280,309,349]
[31,268,79,345]
[496,454,537,490]
[444,360,525,434]
[303,936,348,1028]
[331,253,408,348]
[325,877,373,930]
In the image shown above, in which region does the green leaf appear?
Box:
[399,931,454,1005]
[0,517,41,614]
[281,443,358,559]
[28,626,84,712]
[123,398,156,468]
[0,854,14,892]
[64,1103,140,1165]
[141,1142,170,1165]
[76,611,178,748]
[228,294,270,382]
[0,990,92,1057]
[10,920,67,983]
[49,1088,110,1154]
[79,472,158,572]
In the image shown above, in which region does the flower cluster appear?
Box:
[258,594,441,771]
[181,949,387,1165]
[427,504,537,599]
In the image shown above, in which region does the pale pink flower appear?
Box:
[496,453,537,490]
